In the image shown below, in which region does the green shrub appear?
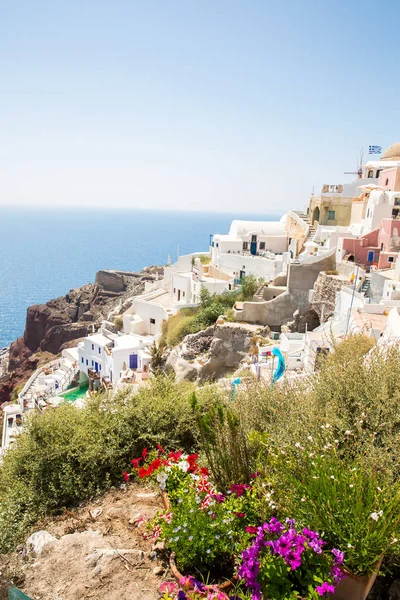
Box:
[114,315,123,331]
[0,376,200,553]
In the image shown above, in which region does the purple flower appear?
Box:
[316,582,335,596]
[285,549,302,570]
[303,527,320,540]
[263,517,284,535]
[177,592,188,600]
[308,537,326,554]
[332,548,345,565]
[286,517,297,528]
[331,564,346,583]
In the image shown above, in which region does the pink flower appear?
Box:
[123,470,130,482]
[159,581,178,594]
[316,582,335,596]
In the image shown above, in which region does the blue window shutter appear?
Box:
[86,359,88,366]
[92,344,94,350]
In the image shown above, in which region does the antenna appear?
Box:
[344,149,363,178]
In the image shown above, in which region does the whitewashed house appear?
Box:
[78,331,153,388]
[211,219,289,282]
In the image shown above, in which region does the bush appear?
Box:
[0,376,200,553]
[114,315,123,331]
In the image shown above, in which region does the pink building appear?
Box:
[339,218,400,268]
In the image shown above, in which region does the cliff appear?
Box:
[0,268,162,403]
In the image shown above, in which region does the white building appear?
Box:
[211,219,289,282]
[1,404,23,455]
[279,332,305,370]
[78,331,153,388]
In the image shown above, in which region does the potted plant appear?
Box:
[238,517,345,599]
[279,446,400,600]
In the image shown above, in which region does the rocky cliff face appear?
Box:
[0,268,162,403]
[165,323,252,382]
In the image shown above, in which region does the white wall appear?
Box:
[216,253,286,281]
[126,299,169,336]
[171,273,193,304]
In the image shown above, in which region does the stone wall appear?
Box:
[309,272,348,323]
[95,270,126,293]
[236,250,336,327]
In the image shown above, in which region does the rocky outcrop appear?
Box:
[166,324,252,382]
[0,268,161,403]
[309,272,348,323]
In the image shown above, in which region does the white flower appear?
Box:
[349,484,354,488]
[345,430,352,435]
[307,436,313,441]
[301,497,306,502]
[347,543,354,548]
[370,511,383,521]
[330,475,335,480]
[392,538,398,544]
[206,549,211,554]
[377,487,382,492]
[178,460,190,472]
[177,498,183,504]
[188,535,193,541]
[295,442,301,448]
[174,536,179,541]
[325,423,330,428]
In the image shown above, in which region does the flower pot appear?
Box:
[169,552,238,593]
[332,557,382,600]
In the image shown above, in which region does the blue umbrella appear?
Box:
[231,377,241,401]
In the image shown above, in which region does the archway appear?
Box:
[312,206,320,224]
[347,254,355,262]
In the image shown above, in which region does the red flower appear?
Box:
[246,526,257,534]
[199,467,209,476]
[230,483,249,497]
[157,444,165,453]
[233,511,246,518]
[131,457,142,469]
[123,471,130,482]
[138,467,149,478]
[147,458,161,475]
[142,447,148,460]
[187,453,199,473]
[168,450,183,462]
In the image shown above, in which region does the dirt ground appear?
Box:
[0,483,170,600]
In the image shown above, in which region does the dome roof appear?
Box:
[381,142,400,161]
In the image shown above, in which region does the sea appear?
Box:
[0,207,281,349]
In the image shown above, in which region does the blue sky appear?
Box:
[0,0,399,213]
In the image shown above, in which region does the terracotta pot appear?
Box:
[333,556,383,600]
[169,552,238,592]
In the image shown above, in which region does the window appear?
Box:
[99,347,101,354]
[81,357,84,364]
[388,256,395,263]
[86,359,88,366]
[385,178,389,186]
[173,288,176,293]
[259,242,265,250]
[7,418,13,428]
[328,210,335,221]
[216,243,219,247]
[91,344,94,350]
[376,170,381,178]
[182,291,185,297]
[92,360,94,366]
[243,242,248,251]
[251,235,257,242]
[368,170,374,178]
[150,318,156,324]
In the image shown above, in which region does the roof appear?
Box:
[229,220,286,238]
[87,333,113,347]
[351,309,388,336]
[382,142,400,161]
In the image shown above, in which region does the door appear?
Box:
[367,251,374,263]
[129,354,138,369]
[250,242,257,255]
[94,362,99,372]
[239,270,246,280]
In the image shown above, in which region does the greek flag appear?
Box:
[369,145,382,154]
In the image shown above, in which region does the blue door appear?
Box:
[250,242,257,255]
[367,251,374,263]
[129,354,138,369]
[94,362,99,372]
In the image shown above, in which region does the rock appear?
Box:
[26,530,57,555]
[174,358,201,383]
[165,349,179,373]
[95,270,126,293]
[152,541,166,552]
[135,492,158,499]
[89,508,103,520]
[152,566,164,576]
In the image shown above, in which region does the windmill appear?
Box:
[344,149,364,179]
